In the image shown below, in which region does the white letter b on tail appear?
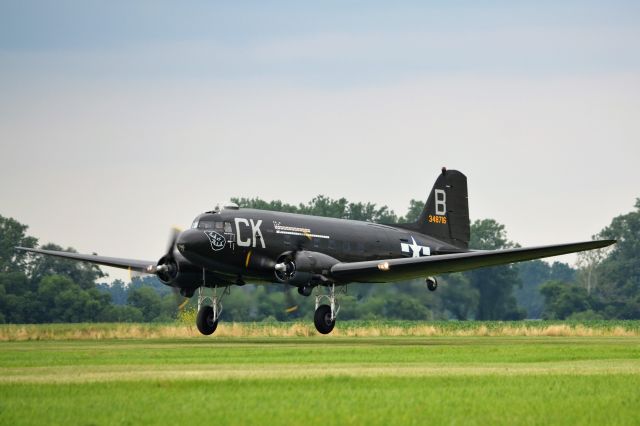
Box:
[435,189,446,215]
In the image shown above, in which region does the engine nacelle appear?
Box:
[274,250,338,286]
[155,254,202,295]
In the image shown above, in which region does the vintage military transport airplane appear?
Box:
[17,169,614,334]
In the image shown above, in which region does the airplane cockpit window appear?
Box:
[224,222,232,233]
[191,220,199,229]
[214,222,224,231]
[197,219,215,230]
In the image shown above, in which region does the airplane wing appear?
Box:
[330,240,615,283]
[15,247,155,273]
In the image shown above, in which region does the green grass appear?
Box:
[1,336,639,425]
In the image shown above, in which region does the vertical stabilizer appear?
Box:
[416,168,470,249]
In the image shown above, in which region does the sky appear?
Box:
[1,1,639,282]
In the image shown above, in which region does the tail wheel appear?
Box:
[314,304,335,334]
[196,305,218,335]
[426,277,438,291]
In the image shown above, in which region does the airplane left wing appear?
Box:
[15,247,155,273]
[330,240,615,283]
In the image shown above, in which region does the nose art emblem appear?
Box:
[203,231,226,251]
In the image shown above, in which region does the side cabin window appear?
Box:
[224,222,232,233]
[283,234,291,247]
[328,240,337,251]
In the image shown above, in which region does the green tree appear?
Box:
[540,280,592,319]
[384,293,430,320]
[0,215,39,323]
[516,261,576,319]
[594,199,640,318]
[0,215,37,273]
[36,275,112,323]
[468,219,525,320]
[29,243,105,289]
[402,199,424,223]
[97,279,129,305]
[128,287,162,322]
[439,273,478,320]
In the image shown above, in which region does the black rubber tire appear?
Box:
[427,279,438,292]
[196,306,218,335]
[298,286,313,297]
[314,304,335,334]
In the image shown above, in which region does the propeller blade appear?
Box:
[284,284,299,314]
[128,267,150,281]
[171,286,189,312]
[165,226,182,258]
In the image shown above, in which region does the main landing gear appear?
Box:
[195,286,228,335]
[193,281,345,336]
[313,284,344,334]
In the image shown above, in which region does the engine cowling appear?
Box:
[155,254,202,295]
[274,250,339,286]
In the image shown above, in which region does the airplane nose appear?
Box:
[176,229,210,255]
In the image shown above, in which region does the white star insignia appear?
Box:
[409,237,421,258]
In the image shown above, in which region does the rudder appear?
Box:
[416,168,470,249]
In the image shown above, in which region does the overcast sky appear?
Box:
[1,1,639,282]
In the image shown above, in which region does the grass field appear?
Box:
[1,323,639,425]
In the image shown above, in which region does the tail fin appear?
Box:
[414,168,470,249]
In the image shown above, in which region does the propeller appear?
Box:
[274,233,312,281]
[132,227,190,312]
[158,227,190,311]
[278,234,313,315]
[154,227,181,282]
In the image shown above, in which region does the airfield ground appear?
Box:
[0,324,639,425]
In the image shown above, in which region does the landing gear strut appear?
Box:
[196,286,228,336]
[313,284,344,334]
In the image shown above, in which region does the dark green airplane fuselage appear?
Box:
[175,207,465,288]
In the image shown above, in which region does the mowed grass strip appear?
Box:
[1,337,638,368]
[1,337,639,425]
[3,359,640,384]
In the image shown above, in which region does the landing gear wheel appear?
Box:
[426,277,438,292]
[196,306,218,335]
[314,304,335,334]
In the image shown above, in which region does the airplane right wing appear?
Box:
[330,240,615,283]
[15,247,156,273]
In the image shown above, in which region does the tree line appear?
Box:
[0,197,638,323]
